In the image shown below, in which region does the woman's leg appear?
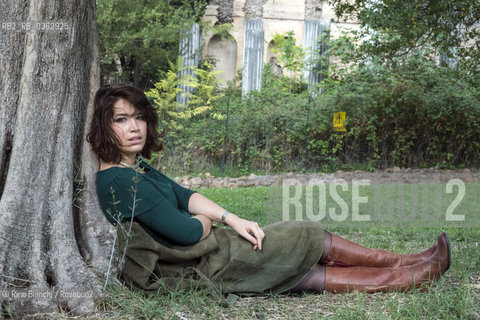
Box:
[322,231,446,268]
[290,264,326,293]
[292,232,450,294]
[325,234,450,293]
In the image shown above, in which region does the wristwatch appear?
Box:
[221,211,230,224]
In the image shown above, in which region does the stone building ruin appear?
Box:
[201,0,359,95]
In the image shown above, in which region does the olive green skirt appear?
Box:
[119,220,324,296]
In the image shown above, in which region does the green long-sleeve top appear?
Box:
[96,161,202,247]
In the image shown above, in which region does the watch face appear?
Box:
[222,211,229,224]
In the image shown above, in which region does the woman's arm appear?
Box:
[188,192,265,250]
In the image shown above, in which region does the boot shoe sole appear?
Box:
[441,231,451,273]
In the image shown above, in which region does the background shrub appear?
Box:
[150,55,480,175]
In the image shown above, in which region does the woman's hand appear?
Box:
[187,193,265,249]
[224,214,265,250]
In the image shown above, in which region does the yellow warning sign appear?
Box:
[333,111,346,132]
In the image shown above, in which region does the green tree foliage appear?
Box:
[96,0,206,87]
[270,31,305,90]
[146,61,224,132]
[146,60,225,172]
[145,60,183,128]
[153,56,480,174]
[326,0,480,70]
[189,62,225,119]
[319,53,480,169]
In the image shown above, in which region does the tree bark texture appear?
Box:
[0,0,113,316]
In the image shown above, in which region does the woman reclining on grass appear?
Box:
[87,84,450,296]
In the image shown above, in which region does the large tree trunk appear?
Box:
[0,0,113,316]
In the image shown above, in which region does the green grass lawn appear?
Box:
[98,183,480,319]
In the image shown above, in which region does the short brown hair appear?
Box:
[87,84,162,163]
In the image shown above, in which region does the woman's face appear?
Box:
[110,98,147,162]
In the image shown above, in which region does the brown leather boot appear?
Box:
[324,232,448,268]
[324,233,451,293]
